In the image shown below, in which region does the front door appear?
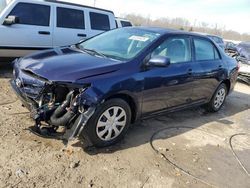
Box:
[142,35,194,115]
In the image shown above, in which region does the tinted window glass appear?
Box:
[121,21,132,27]
[90,12,110,31]
[57,7,85,29]
[9,3,50,26]
[152,36,191,64]
[194,38,220,61]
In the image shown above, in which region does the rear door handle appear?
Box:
[38,31,50,35]
[77,33,87,37]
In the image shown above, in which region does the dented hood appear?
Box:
[18,47,121,82]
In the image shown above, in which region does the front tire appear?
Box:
[83,98,131,147]
[206,83,227,112]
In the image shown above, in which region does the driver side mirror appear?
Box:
[3,15,19,26]
[146,56,170,68]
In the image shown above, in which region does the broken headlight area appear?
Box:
[24,81,95,142]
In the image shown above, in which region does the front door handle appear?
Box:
[77,33,87,37]
[38,31,50,35]
[187,68,193,75]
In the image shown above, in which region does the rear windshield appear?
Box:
[0,0,7,14]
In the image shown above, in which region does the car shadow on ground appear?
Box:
[0,62,13,79]
[71,89,250,155]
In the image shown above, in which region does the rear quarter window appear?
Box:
[89,12,110,31]
[194,38,220,61]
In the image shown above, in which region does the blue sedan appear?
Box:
[11,27,239,147]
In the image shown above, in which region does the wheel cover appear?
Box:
[96,106,127,141]
[214,88,226,109]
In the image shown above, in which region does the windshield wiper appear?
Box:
[80,47,108,59]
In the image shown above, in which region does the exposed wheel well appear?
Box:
[222,79,231,94]
[105,94,137,123]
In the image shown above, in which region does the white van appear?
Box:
[0,0,116,61]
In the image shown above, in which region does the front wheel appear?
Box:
[206,83,227,112]
[82,98,131,147]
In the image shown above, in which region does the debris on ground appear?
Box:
[69,161,80,169]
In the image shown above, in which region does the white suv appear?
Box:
[0,0,116,61]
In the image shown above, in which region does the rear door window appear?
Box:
[89,12,110,31]
[9,2,50,26]
[57,7,85,29]
[194,38,220,61]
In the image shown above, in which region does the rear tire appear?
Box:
[82,98,131,147]
[206,83,227,112]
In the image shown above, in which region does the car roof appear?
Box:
[134,27,209,37]
[193,32,222,39]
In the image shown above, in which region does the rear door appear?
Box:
[190,36,225,102]
[53,6,87,47]
[0,2,52,57]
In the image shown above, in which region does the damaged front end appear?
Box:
[11,62,95,142]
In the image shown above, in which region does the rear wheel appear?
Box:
[83,98,131,147]
[206,83,227,112]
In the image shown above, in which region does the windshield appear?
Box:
[79,28,160,61]
[0,0,7,14]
